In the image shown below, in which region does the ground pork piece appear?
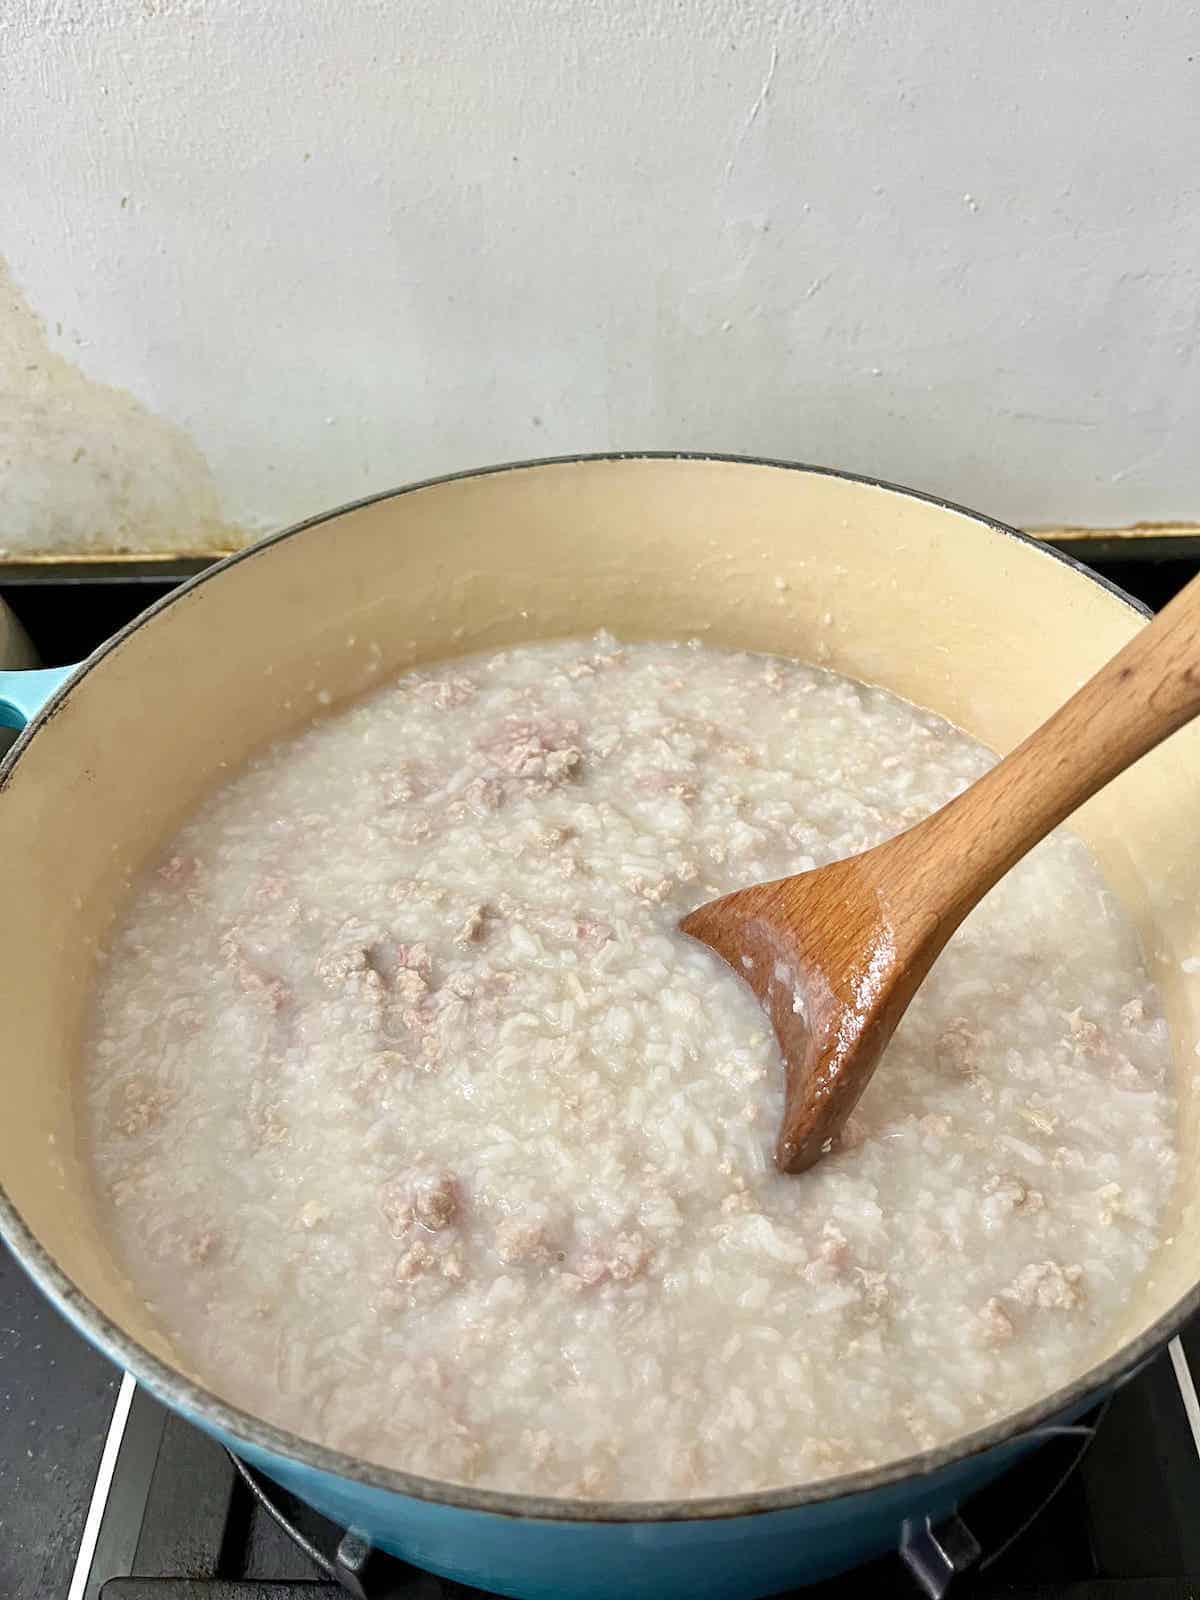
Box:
[414,1173,460,1231]
[313,943,388,1038]
[157,854,197,886]
[380,1170,459,1236]
[396,1239,435,1281]
[1005,1260,1086,1311]
[565,645,623,679]
[393,968,430,1008]
[494,1213,557,1266]
[629,874,674,904]
[188,1229,220,1264]
[222,938,291,1013]
[116,1078,171,1137]
[802,1222,852,1287]
[981,1174,1045,1225]
[316,943,383,993]
[540,748,581,784]
[977,1297,1015,1344]
[438,970,514,1030]
[385,942,433,1008]
[395,942,432,977]
[574,1231,651,1287]
[482,718,583,784]
[1120,996,1146,1027]
[329,935,407,990]
[1067,1009,1107,1057]
[454,904,489,946]
[572,1253,610,1288]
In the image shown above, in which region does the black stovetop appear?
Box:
[3,554,1200,1600]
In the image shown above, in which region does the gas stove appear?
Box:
[3,547,1200,1600]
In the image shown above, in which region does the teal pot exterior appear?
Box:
[204,1398,1087,1599]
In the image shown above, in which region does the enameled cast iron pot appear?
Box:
[3,456,1200,1599]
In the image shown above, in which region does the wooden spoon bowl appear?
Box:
[682,570,1200,1173]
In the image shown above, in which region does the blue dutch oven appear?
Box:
[3,456,1199,1598]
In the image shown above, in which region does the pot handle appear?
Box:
[0,665,78,731]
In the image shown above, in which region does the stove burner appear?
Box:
[228,1450,453,1599]
[897,1414,1105,1598]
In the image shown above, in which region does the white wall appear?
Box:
[2,0,1197,554]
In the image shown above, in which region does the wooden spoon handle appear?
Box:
[901,569,1200,923]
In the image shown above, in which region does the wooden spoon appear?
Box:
[681,571,1200,1175]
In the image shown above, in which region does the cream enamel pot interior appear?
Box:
[3,455,1200,1600]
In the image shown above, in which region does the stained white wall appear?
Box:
[1,0,1197,553]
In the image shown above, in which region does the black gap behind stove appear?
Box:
[3,550,1200,1600]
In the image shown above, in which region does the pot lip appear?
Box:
[1,449,1190,1526]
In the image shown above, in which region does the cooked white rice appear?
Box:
[83,634,1176,1498]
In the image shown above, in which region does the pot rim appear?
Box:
[1,450,1191,1526]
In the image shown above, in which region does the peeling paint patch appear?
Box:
[0,261,238,556]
